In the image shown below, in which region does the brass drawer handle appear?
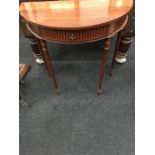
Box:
[69,33,76,40]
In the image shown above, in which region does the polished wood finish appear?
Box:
[20,0,132,44]
[98,38,110,95]
[20,0,133,29]
[19,0,59,63]
[27,16,127,43]
[20,16,43,63]
[19,64,31,80]
[110,1,134,71]
[19,0,133,95]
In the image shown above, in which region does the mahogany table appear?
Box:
[19,0,133,95]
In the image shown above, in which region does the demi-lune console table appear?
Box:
[19,0,133,95]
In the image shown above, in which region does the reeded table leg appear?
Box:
[40,39,60,95]
[110,31,122,75]
[98,38,111,96]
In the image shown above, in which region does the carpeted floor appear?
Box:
[19,33,135,155]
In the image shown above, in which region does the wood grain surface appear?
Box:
[19,0,133,29]
[19,64,30,80]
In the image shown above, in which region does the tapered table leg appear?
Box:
[110,31,122,75]
[40,39,60,95]
[98,38,110,96]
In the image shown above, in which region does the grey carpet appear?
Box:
[19,33,135,155]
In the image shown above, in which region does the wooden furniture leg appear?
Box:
[36,38,46,66]
[36,38,50,75]
[20,15,44,64]
[28,37,44,64]
[115,36,133,63]
[19,64,31,109]
[40,39,60,95]
[110,31,122,75]
[19,92,29,109]
[98,38,111,96]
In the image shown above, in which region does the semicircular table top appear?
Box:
[20,0,133,29]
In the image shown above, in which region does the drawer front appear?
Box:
[28,16,126,43]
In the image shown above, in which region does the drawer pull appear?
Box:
[70,33,76,40]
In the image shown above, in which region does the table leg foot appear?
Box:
[109,69,114,76]
[56,89,61,95]
[19,93,30,109]
[97,89,102,96]
[40,39,60,95]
